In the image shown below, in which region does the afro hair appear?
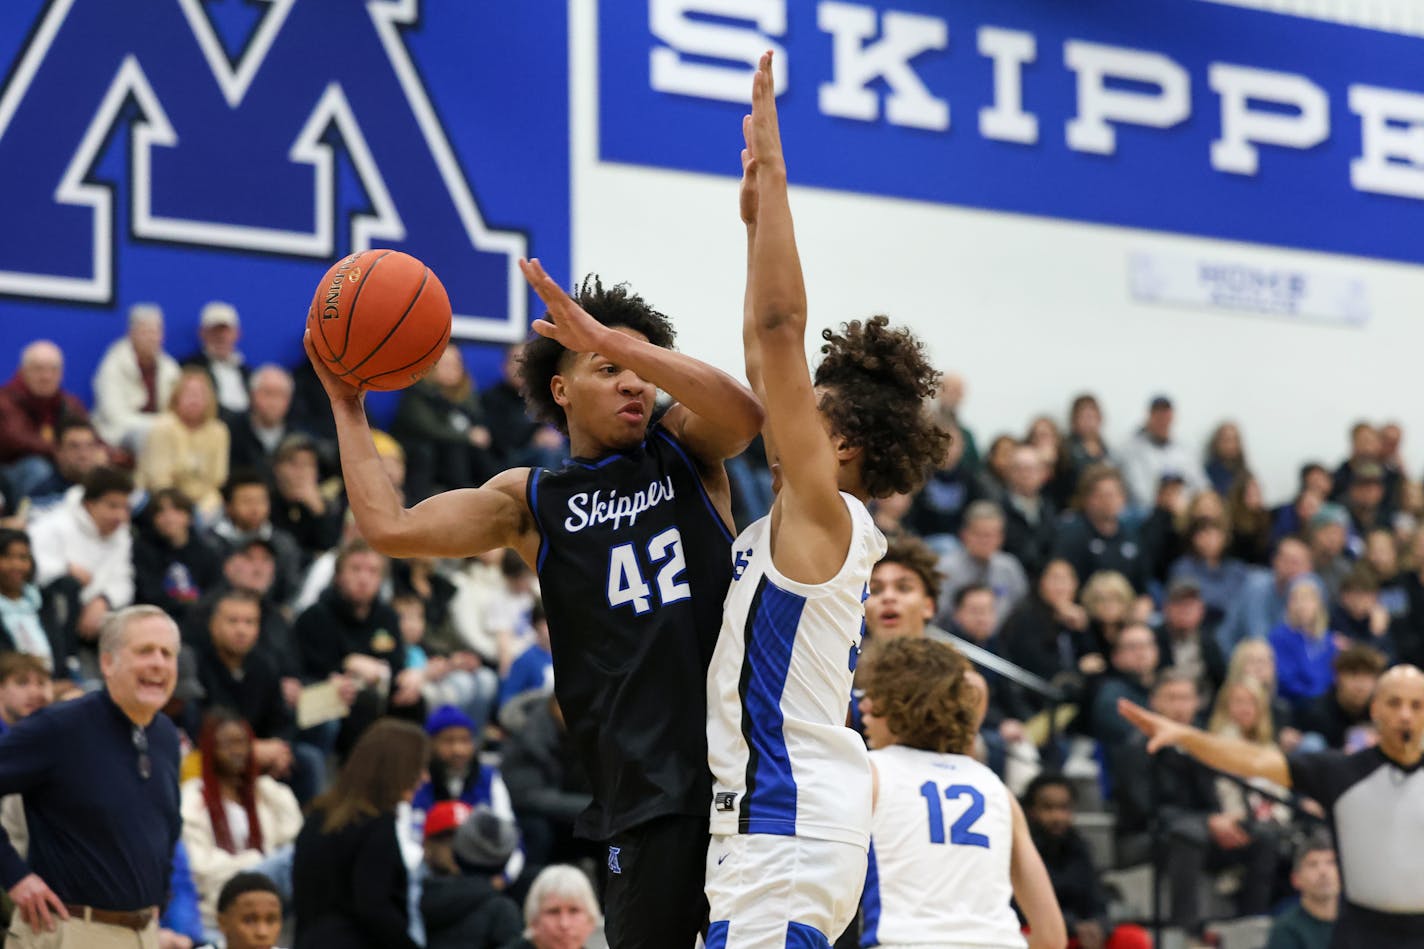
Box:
[814,315,952,499]
[519,275,676,434]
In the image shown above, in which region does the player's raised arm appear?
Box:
[1007,796,1068,949]
[303,331,536,562]
[742,50,848,544]
[739,121,766,409]
[518,258,763,465]
[1118,698,1291,788]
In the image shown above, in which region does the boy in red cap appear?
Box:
[420,802,521,949]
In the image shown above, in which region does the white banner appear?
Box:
[1128,250,1370,326]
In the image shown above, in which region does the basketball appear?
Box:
[305,249,452,392]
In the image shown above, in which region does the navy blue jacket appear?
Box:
[0,690,180,910]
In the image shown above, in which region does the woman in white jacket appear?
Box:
[182,708,303,940]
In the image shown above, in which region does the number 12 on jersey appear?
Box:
[606,527,691,614]
[920,781,990,848]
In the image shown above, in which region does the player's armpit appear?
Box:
[369,468,537,563]
[770,489,853,585]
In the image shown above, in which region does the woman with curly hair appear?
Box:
[857,637,1065,949]
[704,52,955,947]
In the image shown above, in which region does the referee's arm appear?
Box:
[1117,698,1291,788]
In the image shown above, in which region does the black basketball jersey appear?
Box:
[525,422,734,840]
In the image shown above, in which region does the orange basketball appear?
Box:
[306,249,451,392]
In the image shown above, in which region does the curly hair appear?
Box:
[814,316,951,499]
[875,535,944,603]
[860,637,977,754]
[519,275,677,433]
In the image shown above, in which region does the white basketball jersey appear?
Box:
[707,493,886,848]
[862,746,1024,949]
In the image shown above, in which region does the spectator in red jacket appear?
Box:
[0,341,90,499]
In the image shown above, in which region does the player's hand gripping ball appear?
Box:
[306,249,452,392]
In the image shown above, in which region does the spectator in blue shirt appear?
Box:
[499,604,553,713]
[1217,536,1316,655]
[161,839,205,946]
[1269,578,1339,715]
[1168,518,1248,628]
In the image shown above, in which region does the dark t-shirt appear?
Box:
[1265,904,1334,949]
[527,424,733,840]
[1052,514,1149,592]
[294,587,405,682]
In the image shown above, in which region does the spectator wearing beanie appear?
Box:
[412,706,524,885]
[419,802,522,949]
[1306,503,1354,598]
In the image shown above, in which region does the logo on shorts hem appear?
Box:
[714,792,738,812]
[607,846,622,874]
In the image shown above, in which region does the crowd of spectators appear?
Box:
[849,378,1409,945]
[0,311,1411,946]
[0,314,590,948]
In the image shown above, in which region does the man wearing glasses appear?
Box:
[0,604,181,948]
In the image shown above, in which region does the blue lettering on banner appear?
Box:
[602,0,1424,263]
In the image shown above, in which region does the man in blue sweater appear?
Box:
[0,604,181,948]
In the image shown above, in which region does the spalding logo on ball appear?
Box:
[306,249,452,392]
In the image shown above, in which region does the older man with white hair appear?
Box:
[0,341,90,498]
[92,304,181,452]
[0,605,182,948]
[228,365,295,478]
